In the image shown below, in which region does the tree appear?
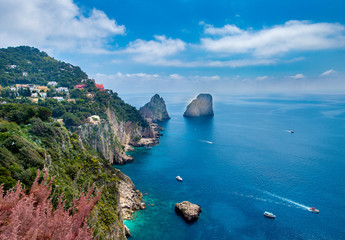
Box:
[37,106,52,121]
[0,169,102,239]
[62,112,82,127]
[18,87,31,97]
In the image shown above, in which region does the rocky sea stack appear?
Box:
[140,94,170,122]
[183,93,214,117]
[175,201,202,223]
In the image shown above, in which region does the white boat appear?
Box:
[264,211,276,218]
[308,207,319,213]
[176,176,183,181]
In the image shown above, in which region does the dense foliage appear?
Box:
[0,46,87,87]
[0,46,150,239]
[0,112,125,239]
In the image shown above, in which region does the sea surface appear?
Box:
[116,94,345,240]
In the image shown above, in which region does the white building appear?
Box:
[47,81,57,86]
[53,97,64,101]
[29,85,38,91]
[40,92,47,99]
[56,87,69,93]
[88,115,101,125]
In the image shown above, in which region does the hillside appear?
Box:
[0,46,87,87]
[0,46,154,239]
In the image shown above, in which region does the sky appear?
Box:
[1,0,345,95]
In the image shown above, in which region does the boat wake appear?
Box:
[233,192,291,207]
[199,140,214,144]
[264,191,310,211]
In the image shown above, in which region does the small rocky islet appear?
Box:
[140,94,170,122]
[175,201,202,223]
[184,93,214,117]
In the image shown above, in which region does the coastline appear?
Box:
[116,121,165,237]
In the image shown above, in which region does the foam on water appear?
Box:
[199,140,214,144]
[264,191,310,210]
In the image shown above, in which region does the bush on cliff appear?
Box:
[0,169,102,239]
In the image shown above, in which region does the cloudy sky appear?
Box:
[1,0,345,95]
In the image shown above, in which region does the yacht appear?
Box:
[264,211,276,218]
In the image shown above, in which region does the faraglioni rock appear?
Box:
[175,201,202,222]
[183,93,214,117]
[140,94,170,122]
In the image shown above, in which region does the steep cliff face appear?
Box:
[183,93,214,117]
[116,169,146,220]
[139,94,170,122]
[78,107,154,165]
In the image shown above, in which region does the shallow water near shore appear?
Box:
[116,95,345,240]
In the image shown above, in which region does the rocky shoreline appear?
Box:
[116,94,169,238]
[117,121,164,238]
[130,122,163,147]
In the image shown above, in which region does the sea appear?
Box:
[116,94,345,240]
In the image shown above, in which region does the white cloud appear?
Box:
[0,0,125,53]
[291,73,305,79]
[256,76,268,81]
[203,59,276,67]
[94,72,223,93]
[93,71,345,95]
[125,73,159,78]
[321,69,336,76]
[201,20,345,57]
[169,74,183,79]
[122,35,186,63]
[202,23,243,36]
[118,20,345,68]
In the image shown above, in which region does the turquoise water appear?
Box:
[116,95,345,240]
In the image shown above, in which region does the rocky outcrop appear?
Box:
[124,225,131,237]
[175,201,202,222]
[140,94,170,122]
[78,107,156,165]
[130,122,162,147]
[116,169,146,220]
[183,93,214,117]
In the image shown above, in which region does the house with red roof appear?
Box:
[95,84,105,91]
[74,84,87,89]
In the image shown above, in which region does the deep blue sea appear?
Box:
[116,94,345,240]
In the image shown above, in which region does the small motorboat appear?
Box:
[289,130,294,133]
[176,176,183,182]
[264,211,276,219]
[308,207,319,213]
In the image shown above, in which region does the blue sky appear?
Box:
[1,0,345,95]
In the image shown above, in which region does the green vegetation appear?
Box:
[0,109,125,239]
[0,46,151,239]
[0,46,87,87]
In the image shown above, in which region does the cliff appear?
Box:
[139,94,170,122]
[116,169,146,219]
[0,46,156,239]
[183,93,214,117]
[0,114,138,240]
[78,107,155,165]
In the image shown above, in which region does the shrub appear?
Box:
[0,169,102,239]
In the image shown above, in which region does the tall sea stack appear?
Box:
[140,94,170,122]
[183,93,214,117]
